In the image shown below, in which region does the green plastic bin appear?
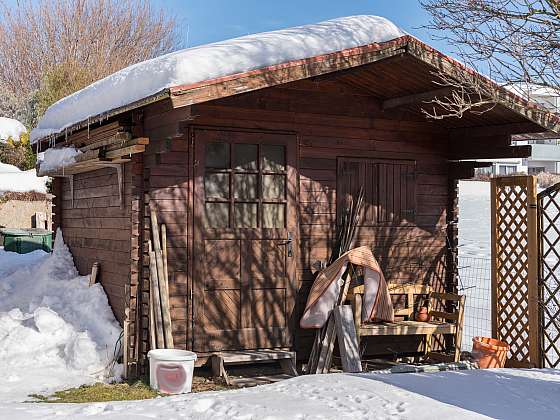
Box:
[0,228,52,254]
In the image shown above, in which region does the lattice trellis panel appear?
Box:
[491,176,540,368]
[538,182,560,368]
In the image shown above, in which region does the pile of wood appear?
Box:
[37,129,149,177]
[306,189,364,374]
[148,209,174,350]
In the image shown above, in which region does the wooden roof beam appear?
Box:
[449,144,531,160]
[382,87,454,110]
[452,122,547,138]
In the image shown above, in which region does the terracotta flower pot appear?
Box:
[415,306,430,322]
[472,337,510,368]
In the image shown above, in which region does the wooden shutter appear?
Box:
[377,161,416,224]
[338,158,416,226]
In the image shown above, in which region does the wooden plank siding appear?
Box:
[182,80,451,359]
[53,76,455,363]
[59,165,132,322]
[141,102,193,356]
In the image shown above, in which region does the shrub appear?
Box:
[0,132,36,170]
[537,172,560,189]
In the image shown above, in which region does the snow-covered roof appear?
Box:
[0,117,26,142]
[30,16,405,143]
[0,162,48,194]
[507,83,560,99]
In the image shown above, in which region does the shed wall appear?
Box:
[56,165,133,322]
[184,81,452,358]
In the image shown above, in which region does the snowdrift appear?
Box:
[0,231,122,402]
[0,162,48,194]
[0,117,26,142]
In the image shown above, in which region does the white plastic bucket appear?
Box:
[148,349,197,394]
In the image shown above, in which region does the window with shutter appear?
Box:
[337,158,416,225]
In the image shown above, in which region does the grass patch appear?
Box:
[27,376,232,403]
[29,381,158,403]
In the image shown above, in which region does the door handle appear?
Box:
[278,232,293,257]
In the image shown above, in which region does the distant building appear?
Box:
[514,86,560,174]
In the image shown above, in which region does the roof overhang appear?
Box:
[33,35,560,150]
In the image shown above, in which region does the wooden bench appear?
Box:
[347,283,465,362]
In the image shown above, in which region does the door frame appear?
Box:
[189,125,300,353]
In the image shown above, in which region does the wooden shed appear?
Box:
[34,32,559,368]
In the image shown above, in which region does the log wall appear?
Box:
[185,80,452,358]
[58,165,132,322]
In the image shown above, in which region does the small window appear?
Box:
[204,142,287,229]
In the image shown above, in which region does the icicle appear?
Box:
[87,117,90,139]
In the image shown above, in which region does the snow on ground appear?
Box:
[0,162,48,193]
[31,15,405,142]
[38,146,82,172]
[0,117,26,142]
[458,180,491,258]
[0,178,558,419]
[1,369,560,419]
[0,231,122,402]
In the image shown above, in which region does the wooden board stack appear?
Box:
[148,209,174,350]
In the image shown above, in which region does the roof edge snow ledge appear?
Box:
[31,15,560,148]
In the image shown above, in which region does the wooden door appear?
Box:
[193,129,297,352]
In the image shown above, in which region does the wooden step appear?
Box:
[229,373,294,387]
[218,350,295,364]
[211,350,297,386]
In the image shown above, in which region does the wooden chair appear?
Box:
[348,284,465,362]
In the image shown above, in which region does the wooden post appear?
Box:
[315,265,353,374]
[123,284,130,379]
[490,177,498,341]
[149,248,165,349]
[89,262,100,287]
[527,176,541,368]
[333,305,362,373]
[150,210,174,349]
[162,224,169,285]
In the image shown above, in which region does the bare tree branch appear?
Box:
[421,0,560,119]
[0,0,182,98]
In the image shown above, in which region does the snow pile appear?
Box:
[2,369,560,419]
[31,15,405,142]
[38,146,82,171]
[0,117,26,142]
[0,231,122,402]
[0,162,48,194]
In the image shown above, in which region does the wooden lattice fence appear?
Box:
[491,176,540,368]
[538,182,560,368]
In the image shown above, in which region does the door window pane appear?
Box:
[234,174,258,200]
[235,203,258,227]
[233,144,258,171]
[263,203,285,228]
[262,145,285,172]
[206,203,229,228]
[205,173,230,199]
[262,174,285,199]
[206,142,229,169]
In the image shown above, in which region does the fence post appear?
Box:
[527,176,540,368]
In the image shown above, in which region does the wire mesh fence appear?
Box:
[457,255,492,351]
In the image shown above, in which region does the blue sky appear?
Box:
[155,0,451,53]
